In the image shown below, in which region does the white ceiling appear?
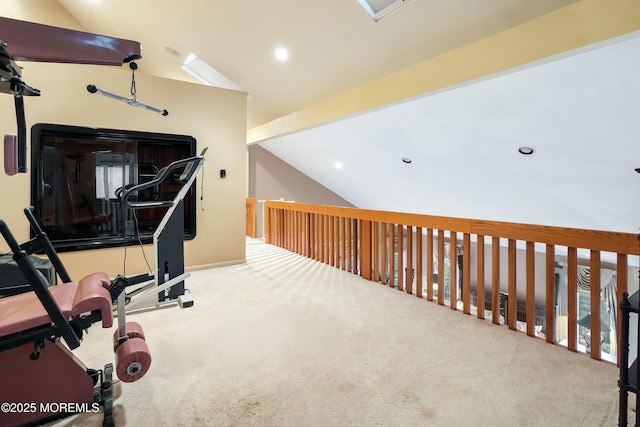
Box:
[55,0,578,128]
[261,33,640,233]
[52,0,639,234]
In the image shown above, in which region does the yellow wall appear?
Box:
[1,2,247,279]
[248,0,640,143]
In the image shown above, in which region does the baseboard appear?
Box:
[186,259,246,271]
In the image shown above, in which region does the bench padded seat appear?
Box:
[0,272,112,338]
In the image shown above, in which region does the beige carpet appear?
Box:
[51,238,626,426]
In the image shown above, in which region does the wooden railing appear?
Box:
[265,201,639,364]
[246,198,256,238]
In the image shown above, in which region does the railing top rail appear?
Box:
[265,201,639,256]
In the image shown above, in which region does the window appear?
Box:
[30,124,197,252]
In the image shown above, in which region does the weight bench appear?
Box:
[0,209,151,427]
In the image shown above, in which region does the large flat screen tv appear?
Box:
[30,123,197,252]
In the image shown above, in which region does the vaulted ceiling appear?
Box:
[260,33,640,233]
[56,0,578,128]
[52,0,640,234]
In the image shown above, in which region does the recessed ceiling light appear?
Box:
[335,162,343,169]
[402,158,412,164]
[275,47,289,61]
[518,147,535,155]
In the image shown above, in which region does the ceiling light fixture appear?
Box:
[334,162,343,169]
[275,47,289,61]
[182,53,243,91]
[518,147,535,155]
[402,157,412,164]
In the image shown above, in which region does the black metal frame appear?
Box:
[0,207,115,426]
[29,123,197,252]
[0,207,79,350]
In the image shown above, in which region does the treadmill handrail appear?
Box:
[121,154,205,209]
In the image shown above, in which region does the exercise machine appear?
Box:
[107,148,207,312]
[1,16,142,175]
[0,20,151,426]
[0,207,152,427]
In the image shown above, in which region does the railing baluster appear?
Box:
[296,211,301,254]
[285,210,290,251]
[344,218,348,271]
[289,210,293,251]
[345,218,349,271]
[272,208,277,246]
[334,216,344,269]
[406,225,413,294]
[265,207,271,244]
[336,216,341,267]
[545,244,556,344]
[590,249,601,360]
[360,220,372,281]
[508,239,516,330]
[450,231,457,310]
[462,233,470,315]
[317,214,322,262]
[373,221,379,281]
[476,235,485,320]
[282,209,286,248]
[526,241,535,337]
[315,213,321,261]
[293,211,297,254]
[398,225,404,291]
[336,216,340,267]
[340,217,346,270]
[617,253,628,366]
[272,207,276,245]
[351,219,360,274]
[305,212,309,258]
[567,247,578,352]
[416,227,423,298]
[275,208,280,246]
[492,237,500,325]
[329,216,335,267]
[307,213,311,257]
[381,223,388,283]
[297,211,301,253]
[325,215,331,265]
[331,216,336,266]
[438,229,445,306]
[389,224,396,289]
[343,217,349,271]
[326,215,331,264]
[301,212,306,256]
[309,213,313,258]
[288,210,292,251]
[426,228,433,301]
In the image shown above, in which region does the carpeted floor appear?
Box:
[51,238,627,426]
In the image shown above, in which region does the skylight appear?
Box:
[357,0,414,22]
[182,53,242,91]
